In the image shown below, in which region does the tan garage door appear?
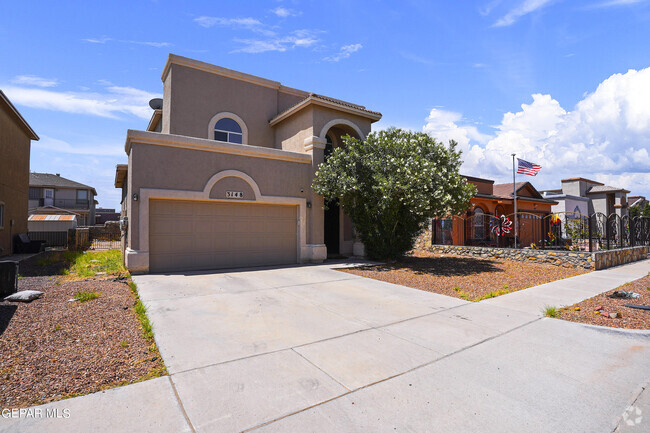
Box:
[149,199,298,273]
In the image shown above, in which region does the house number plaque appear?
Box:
[226,191,244,199]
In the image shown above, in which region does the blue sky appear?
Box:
[2,0,650,210]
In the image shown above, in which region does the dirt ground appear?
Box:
[339,251,589,302]
[0,252,166,409]
[557,275,650,330]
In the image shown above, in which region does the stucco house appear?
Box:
[115,54,381,273]
[540,177,629,218]
[28,173,97,226]
[433,176,557,248]
[0,90,39,256]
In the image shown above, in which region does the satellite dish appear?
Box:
[149,98,163,110]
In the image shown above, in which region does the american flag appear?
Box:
[517,158,542,176]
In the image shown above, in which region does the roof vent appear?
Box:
[149,98,163,110]
[56,173,60,176]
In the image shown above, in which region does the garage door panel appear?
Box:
[149,200,297,273]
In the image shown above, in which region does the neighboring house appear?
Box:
[0,90,39,256]
[628,195,648,216]
[541,177,629,218]
[433,176,557,248]
[116,54,382,273]
[96,208,120,224]
[29,173,97,226]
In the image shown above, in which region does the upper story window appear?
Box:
[214,118,243,144]
[76,189,88,203]
[208,112,248,144]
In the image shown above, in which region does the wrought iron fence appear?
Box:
[432,212,650,252]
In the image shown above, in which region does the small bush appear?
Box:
[54,324,61,331]
[120,341,129,348]
[73,290,101,303]
[543,305,560,317]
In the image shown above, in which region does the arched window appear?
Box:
[214,118,243,144]
[473,207,485,240]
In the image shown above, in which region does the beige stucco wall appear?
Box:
[126,137,312,251]
[0,105,31,256]
[163,64,305,147]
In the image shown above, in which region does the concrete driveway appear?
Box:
[3,260,649,432]
[132,260,649,433]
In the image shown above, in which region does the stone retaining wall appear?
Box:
[593,246,649,270]
[423,244,649,270]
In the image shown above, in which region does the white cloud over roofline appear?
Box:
[422,67,650,196]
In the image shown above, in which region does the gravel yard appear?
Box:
[339,251,589,301]
[557,274,650,330]
[0,251,166,409]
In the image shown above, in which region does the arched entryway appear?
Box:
[321,123,362,257]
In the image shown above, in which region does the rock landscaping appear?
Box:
[557,274,650,330]
[0,251,166,409]
[339,251,589,302]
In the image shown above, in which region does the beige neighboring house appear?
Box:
[29,173,97,226]
[541,177,629,218]
[0,90,39,256]
[115,54,382,273]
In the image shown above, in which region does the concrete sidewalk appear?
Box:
[2,259,648,433]
[483,259,649,314]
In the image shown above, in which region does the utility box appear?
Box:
[0,261,19,298]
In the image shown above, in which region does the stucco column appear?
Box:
[303,136,327,262]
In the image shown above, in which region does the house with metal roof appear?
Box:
[29,172,97,226]
[540,177,629,217]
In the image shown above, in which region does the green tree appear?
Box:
[630,202,650,218]
[313,128,475,260]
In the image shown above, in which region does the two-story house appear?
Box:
[0,90,39,256]
[541,177,629,218]
[115,54,382,273]
[28,173,97,226]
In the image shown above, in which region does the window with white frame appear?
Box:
[214,118,243,144]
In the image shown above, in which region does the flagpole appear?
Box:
[512,154,518,249]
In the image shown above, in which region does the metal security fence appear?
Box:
[432,212,650,252]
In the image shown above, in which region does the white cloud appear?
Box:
[34,135,125,156]
[592,0,646,7]
[493,0,555,27]
[423,67,650,197]
[271,7,300,17]
[82,37,171,48]
[194,16,264,29]
[83,37,111,44]
[2,84,161,120]
[233,30,320,53]
[324,43,363,62]
[11,75,59,88]
[193,16,276,37]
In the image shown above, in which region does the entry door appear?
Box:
[44,189,54,206]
